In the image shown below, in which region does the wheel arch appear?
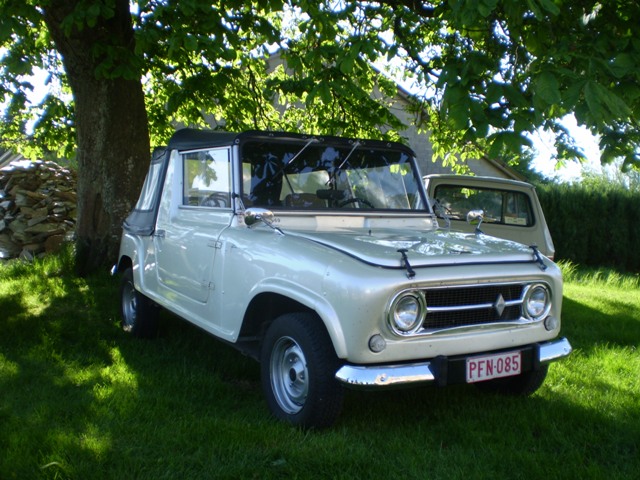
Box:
[238,291,348,360]
[116,255,133,274]
[114,233,146,288]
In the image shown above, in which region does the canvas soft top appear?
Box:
[122,147,169,236]
[167,128,415,154]
[167,129,242,150]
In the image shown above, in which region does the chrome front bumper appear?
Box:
[335,337,572,389]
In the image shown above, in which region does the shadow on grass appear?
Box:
[562,296,640,351]
[1,268,638,479]
[0,268,267,478]
[0,270,117,477]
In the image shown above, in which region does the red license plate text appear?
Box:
[466,351,522,383]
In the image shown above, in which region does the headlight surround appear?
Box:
[523,283,552,321]
[388,291,426,335]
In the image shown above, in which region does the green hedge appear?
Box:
[536,183,640,272]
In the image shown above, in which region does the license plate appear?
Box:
[466,351,521,383]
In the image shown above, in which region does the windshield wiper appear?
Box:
[336,140,361,170]
[326,140,365,199]
[285,137,319,166]
[277,138,320,195]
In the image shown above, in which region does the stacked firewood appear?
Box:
[0,160,77,261]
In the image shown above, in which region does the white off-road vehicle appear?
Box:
[115,129,571,428]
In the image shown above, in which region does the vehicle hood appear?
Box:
[291,228,536,268]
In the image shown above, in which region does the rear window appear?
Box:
[433,185,535,227]
[134,158,164,211]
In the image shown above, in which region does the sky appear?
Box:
[529,115,602,182]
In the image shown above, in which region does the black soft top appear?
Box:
[167,129,241,150]
[167,128,414,154]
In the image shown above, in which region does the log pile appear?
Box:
[0,160,77,261]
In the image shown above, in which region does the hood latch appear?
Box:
[397,249,416,279]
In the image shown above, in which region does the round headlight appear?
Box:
[524,284,551,321]
[389,292,425,335]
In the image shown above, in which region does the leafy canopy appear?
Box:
[1,0,639,171]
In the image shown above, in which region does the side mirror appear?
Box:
[466,209,484,234]
[244,207,273,227]
[244,207,283,234]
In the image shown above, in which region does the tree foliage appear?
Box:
[3,1,640,165]
[1,0,639,272]
[284,0,640,170]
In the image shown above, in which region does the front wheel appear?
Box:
[120,267,158,339]
[475,365,549,396]
[260,313,344,429]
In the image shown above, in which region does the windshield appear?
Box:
[241,139,427,211]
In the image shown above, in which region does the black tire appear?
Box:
[260,313,344,429]
[475,364,549,396]
[120,267,159,339]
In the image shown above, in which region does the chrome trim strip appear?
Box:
[335,337,572,389]
[427,298,521,313]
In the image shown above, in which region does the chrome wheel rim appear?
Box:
[270,336,309,414]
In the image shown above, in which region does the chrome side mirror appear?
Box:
[244,208,283,234]
[244,207,273,226]
[466,209,484,234]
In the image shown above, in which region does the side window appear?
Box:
[182,148,231,208]
[433,185,534,227]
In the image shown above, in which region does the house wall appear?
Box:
[385,91,521,180]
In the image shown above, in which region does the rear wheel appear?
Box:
[475,365,549,396]
[260,313,344,429]
[120,267,158,339]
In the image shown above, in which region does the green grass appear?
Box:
[1,252,638,479]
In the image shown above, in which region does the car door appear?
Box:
[154,146,233,305]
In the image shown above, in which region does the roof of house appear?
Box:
[0,149,25,169]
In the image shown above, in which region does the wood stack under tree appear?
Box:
[0,160,77,261]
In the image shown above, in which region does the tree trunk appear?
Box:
[42,0,150,276]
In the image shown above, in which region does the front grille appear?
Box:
[422,284,525,331]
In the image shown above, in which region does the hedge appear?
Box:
[536,183,640,272]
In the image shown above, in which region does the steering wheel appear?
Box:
[338,197,375,208]
[201,193,229,207]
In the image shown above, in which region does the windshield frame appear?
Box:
[238,136,431,214]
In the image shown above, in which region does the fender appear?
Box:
[116,233,159,296]
[240,276,348,359]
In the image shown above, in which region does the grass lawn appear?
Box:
[0,252,638,479]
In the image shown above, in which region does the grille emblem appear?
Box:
[494,294,506,316]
